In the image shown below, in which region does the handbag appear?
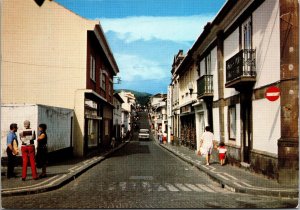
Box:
[12,139,19,155]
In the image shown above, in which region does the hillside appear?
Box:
[115,89,152,106]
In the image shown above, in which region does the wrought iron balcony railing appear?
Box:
[225,49,256,88]
[197,75,213,99]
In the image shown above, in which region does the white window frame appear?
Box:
[205,53,211,75]
[90,55,96,82]
[242,17,252,50]
[228,105,236,140]
[109,81,112,96]
[100,70,106,91]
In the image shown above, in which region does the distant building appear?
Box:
[149,94,168,134]
[119,91,136,136]
[113,93,124,141]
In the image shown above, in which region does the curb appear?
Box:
[1,141,129,197]
[159,144,298,198]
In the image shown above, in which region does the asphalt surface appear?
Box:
[1,112,298,208]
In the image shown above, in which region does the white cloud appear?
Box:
[115,53,169,82]
[98,15,214,43]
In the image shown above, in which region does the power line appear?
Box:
[1,60,86,69]
[1,60,172,71]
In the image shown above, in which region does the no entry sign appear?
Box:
[265,86,280,101]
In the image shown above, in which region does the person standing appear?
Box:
[6,123,19,179]
[20,120,38,181]
[162,131,167,144]
[36,124,48,178]
[199,126,216,166]
[158,130,162,144]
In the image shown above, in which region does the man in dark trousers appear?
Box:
[6,123,19,179]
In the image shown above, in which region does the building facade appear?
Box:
[170,0,298,185]
[149,94,168,134]
[1,0,119,157]
[170,50,198,150]
[113,93,124,142]
[119,91,136,137]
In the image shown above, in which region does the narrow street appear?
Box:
[2,112,297,208]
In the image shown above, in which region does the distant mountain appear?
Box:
[115,89,152,106]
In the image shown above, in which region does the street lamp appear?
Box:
[188,82,197,95]
[113,77,121,84]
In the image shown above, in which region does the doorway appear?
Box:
[241,93,252,163]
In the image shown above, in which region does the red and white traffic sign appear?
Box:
[265,86,280,101]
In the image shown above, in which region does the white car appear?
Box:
[138,129,150,141]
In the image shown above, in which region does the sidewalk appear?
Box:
[158,141,298,198]
[1,141,129,197]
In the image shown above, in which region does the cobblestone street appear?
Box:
[2,137,297,208]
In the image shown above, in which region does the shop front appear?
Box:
[180,104,196,150]
[84,98,102,154]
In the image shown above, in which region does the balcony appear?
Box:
[197,75,213,99]
[225,49,256,89]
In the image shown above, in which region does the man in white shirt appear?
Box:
[199,126,216,165]
[19,120,38,181]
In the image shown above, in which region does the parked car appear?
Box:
[138,129,150,141]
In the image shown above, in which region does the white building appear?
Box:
[149,94,168,135]
[170,0,299,185]
[1,104,73,157]
[113,93,124,141]
[119,91,136,136]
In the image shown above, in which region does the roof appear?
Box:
[113,93,124,103]
[151,93,167,98]
[175,0,237,76]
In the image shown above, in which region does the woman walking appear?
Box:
[36,124,48,178]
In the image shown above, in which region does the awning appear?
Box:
[84,89,115,108]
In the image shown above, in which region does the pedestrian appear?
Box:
[162,132,167,144]
[6,123,19,179]
[198,126,216,165]
[111,137,116,148]
[158,130,162,144]
[36,124,48,178]
[19,120,38,181]
[217,142,227,166]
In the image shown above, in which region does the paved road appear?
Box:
[1,112,297,208]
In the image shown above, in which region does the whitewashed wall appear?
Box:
[113,99,122,126]
[1,105,38,157]
[223,28,239,99]
[252,99,280,154]
[38,105,73,153]
[212,107,220,142]
[211,46,219,101]
[195,110,205,152]
[253,0,280,89]
[1,104,73,157]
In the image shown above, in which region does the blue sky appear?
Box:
[56,0,225,94]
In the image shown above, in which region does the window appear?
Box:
[199,53,211,76]
[205,53,211,75]
[242,17,252,50]
[101,72,106,91]
[90,55,96,81]
[228,105,236,140]
[87,119,98,147]
[109,81,112,96]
